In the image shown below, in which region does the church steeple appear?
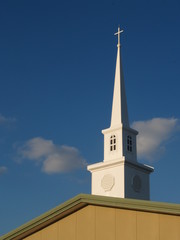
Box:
[111,27,129,128]
[102,27,136,163]
[87,27,153,200]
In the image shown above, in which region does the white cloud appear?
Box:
[0,114,16,125]
[131,118,179,161]
[0,166,7,175]
[18,137,54,161]
[17,137,87,174]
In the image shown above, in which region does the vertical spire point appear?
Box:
[111,26,129,128]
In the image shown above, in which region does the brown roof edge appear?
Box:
[1,194,180,240]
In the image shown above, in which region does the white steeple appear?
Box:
[87,27,153,200]
[111,27,129,128]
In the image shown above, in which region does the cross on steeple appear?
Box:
[114,26,124,47]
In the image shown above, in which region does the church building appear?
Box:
[1,28,180,240]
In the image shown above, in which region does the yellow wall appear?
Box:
[24,205,180,240]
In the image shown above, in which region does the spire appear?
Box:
[111,27,129,128]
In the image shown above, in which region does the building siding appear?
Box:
[23,205,180,240]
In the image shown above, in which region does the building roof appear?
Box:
[1,194,180,240]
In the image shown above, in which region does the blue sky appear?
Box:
[1,0,180,236]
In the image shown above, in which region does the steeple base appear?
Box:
[87,159,153,200]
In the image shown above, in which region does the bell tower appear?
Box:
[87,27,154,200]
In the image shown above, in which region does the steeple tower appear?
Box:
[87,27,154,200]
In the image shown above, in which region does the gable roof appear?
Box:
[1,194,180,240]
